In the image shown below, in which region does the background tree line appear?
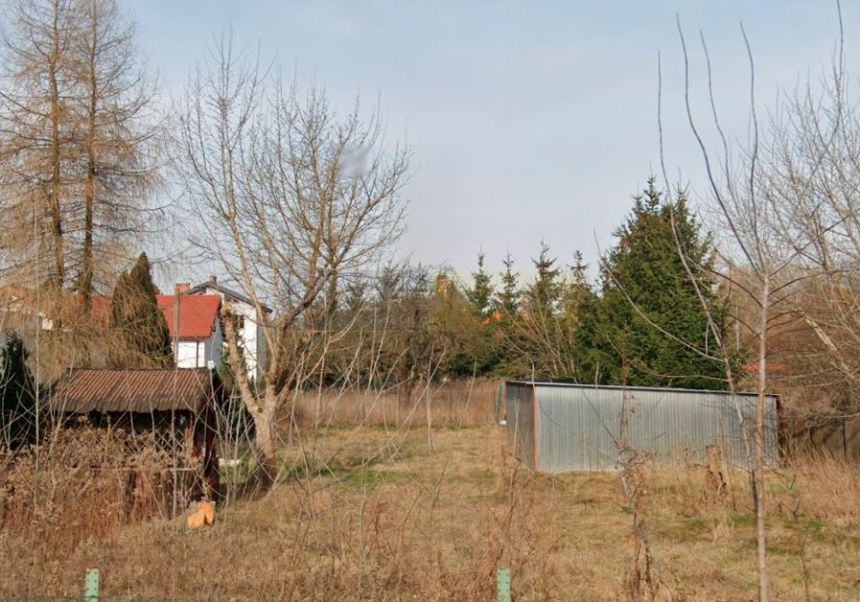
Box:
[296,177,738,393]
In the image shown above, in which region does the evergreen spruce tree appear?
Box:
[0,333,36,449]
[515,243,573,379]
[497,253,520,317]
[109,252,174,368]
[598,177,728,389]
[504,242,570,379]
[527,242,562,314]
[344,279,367,315]
[446,253,500,376]
[562,251,603,383]
[375,263,404,306]
[465,252,494,319]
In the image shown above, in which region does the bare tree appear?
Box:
[173,35,410,484]
[667,7,854,599]
[71,0,161,311]
[0,0,77,297]
[0,0,161,315]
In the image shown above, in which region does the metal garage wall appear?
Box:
[505,382,779,472]
[504,382,537,469]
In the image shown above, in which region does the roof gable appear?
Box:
[187,281,272,313]
[156,295,221,340]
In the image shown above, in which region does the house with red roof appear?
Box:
[87,292,225,370]
[0,282,233,373]
[182,276,269,380]
[76,291,224,370]
[157,294,223,370]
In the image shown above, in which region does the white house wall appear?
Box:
[190,284,266,380]
[237,303,261,379]
[208,317,224,369]
[176,320,222,370]
[176,341,199,368]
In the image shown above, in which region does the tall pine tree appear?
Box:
[562,251,602,383]
[597,178,728,389]
[109,253,174,368]
[502,243,567,379]
[497,252,520,317]
[465,252,494,319]
[528,242,562,314]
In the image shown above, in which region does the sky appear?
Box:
[126,0,855,285]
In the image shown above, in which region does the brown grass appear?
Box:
[2,384,860,600]
[290,378,499,429]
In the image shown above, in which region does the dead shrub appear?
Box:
[0,423,202,558]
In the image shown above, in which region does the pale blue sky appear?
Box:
[127,1,854,283]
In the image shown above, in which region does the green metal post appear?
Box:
[496,567,511,602]
[84,568,99,602]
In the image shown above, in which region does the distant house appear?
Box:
[157,293,223,370]
[88,293,224,371]
[182,276,269,381]
[0,277,265,378]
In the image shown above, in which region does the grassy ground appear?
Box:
[3,420,860,600]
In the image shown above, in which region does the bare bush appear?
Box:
[0,423,201,558]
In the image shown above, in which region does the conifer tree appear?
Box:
[511,243,569,379]
[109,252,173,368]
[562,251,602,383]
[466,252,494,319]
[598,178,728,389]
[497,253,520,317]
[527,242,561,314]
[0,333,36,449]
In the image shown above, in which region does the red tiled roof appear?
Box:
[157,295,221,340]
[88,294,220,340]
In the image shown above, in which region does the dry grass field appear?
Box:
[2,384,860,600]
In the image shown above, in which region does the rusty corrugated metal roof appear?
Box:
[49,368,219,414]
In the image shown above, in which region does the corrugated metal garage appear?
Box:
[503,381,779,472]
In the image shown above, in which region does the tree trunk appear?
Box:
[755,277,770,602]
[78,18,98,313]
[47,8,65,294]
[223,309,279,489]
[250,398,278,488]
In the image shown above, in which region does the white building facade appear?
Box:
[185,277,268,381]
[156,293,223,371]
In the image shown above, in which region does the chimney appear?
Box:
[175,282,189,294]
[173,286,181,360]
[435,274,451,300]
[209,275,217,286]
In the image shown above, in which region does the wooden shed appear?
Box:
[48,368,224,484]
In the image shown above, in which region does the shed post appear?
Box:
[84,568,99,601]
[531,384,539,470]
[496,567,511,602]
